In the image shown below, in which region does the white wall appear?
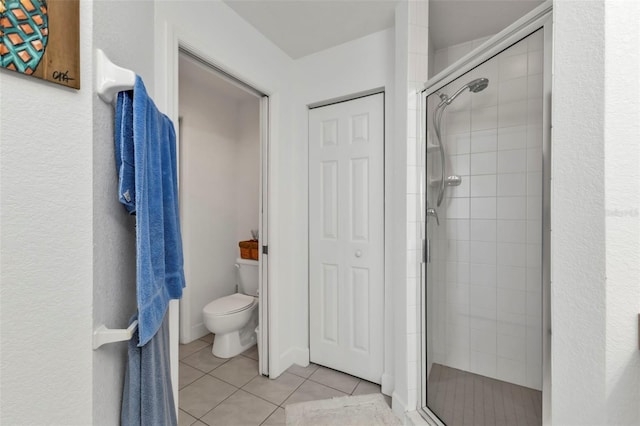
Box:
[432,36,492,77]
[0,2,94,423]
[92,1,156,423]
[551,0,640,424]
[179,78,259,342]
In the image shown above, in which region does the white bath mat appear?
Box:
[285,393,401,426]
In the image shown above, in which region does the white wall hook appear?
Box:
[96,48,136,103]
[93,320,138,350]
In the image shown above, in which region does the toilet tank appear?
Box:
[236,258,259,296]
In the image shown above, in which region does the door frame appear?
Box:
[307,89,387,383]
[419,2,553,423]
[157,23,275,411]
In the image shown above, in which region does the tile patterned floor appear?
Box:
[179,334,390,426]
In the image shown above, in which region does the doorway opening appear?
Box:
[177,48,270,380]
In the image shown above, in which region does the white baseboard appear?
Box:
[392,390,408,419]
[381,373,395,396]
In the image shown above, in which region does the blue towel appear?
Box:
[121,315,177,426]
[116,76,185,346]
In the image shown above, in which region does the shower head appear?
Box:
[438,77,490,107]
[468,77,489,93]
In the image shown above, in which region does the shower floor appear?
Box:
[427,363,542,426]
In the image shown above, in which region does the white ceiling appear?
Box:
[179,53,258,103]
[223,0,544,58]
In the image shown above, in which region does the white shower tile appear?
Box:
[469,284,497,311]
[470,197,496,219]
[527,197,542,220]
[470,219,497,242]
[447,198,470,219]
[449,174,470,198]
[497,219,526,243]
[470,152,497,175]
[446,348,470,371]
[471,105,497,131]
[471,84,498,109]
[502,38,528,57]
[447,133,471,155]
[528,30,544,52]
[497,173,526,196]
[497,357,525,385]
[470,263,497,286]
[497,149,527,174]
[470,351,497,378]
[528,49,544,75]
[470,241,497,265]
[497,265,526,290]
[527,124,543,148]
[407,136,418,165]
[471,129,497,153]
[470,305,497,321]
[528,74,544,99]
[447,283,470,306]
[407,222,418,250]
[527,148,543,172]
[499,53,528,81]
[498,125,527,151]
[527,172,543,196]
[497,311,526,336]
[447,303,470,327]
[470,174,497,197]
[527,220,542,245]
[497,288,526,314]
[498,100,527,128]
[527,244,542,268]
[497,197,527,220]
[526,267,542,293]
[451,153,470,176]
[406,194,417,222]
[497,242,527,267]
[457,261,471,283]
[471,326,497,353]
[497,333,526,361]
[446,110,471,134]
[446,261,458,283]
[526,291,542,319]
[499,77,528,104]
[528,99,543,127]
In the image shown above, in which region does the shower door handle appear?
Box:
[427,207,440,226]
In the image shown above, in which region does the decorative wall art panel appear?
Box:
[0,0,80,89]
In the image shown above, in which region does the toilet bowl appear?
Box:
[203,258,259,358]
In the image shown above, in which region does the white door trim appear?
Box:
[156,22,277,411]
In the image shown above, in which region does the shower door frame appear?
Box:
[418,2,553,424]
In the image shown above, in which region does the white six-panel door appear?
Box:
[308,93,384,383]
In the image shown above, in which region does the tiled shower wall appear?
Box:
[428,31,544,390]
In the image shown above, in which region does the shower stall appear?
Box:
[420,4,552,425]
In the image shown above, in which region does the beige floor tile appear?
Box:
[179,362,206,389]
[352,380,382,396]
[192,422,207,426]
[180,339,210,360]
[282,380,347,406]
[210,356,259,387]
[285,362,319,379]
[182,346,228,373]
[308,366,360,394]
[242,344,259,360]
[199,333,214,344]
[200,390,277,426]
[242,372,304,406]
[179,375,237,418]
[178,409,197,426]
[261,407,285,426]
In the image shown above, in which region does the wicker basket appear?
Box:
[239,240,259,260]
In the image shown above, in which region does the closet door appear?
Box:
[308,93,384,383]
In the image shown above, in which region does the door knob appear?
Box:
[355,250,362,258]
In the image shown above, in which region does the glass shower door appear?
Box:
[424,30,544,426]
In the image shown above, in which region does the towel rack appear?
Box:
[96,48,135,103]
[93,320,138,350]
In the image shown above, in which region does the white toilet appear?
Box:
[203,258,259,358]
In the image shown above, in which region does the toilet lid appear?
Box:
[203,293,255,316]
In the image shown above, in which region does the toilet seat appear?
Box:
[203,293,255,316]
